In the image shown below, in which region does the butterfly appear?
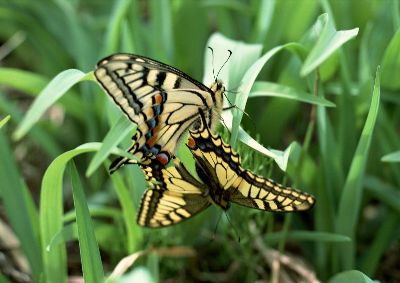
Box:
[94,53,226,172]
[137,109,315,228]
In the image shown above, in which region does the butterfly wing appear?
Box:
[137,159,210,228]
[95,53,223,172]
[188,111,315,212]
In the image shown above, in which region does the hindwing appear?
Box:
[187,110,315,212]
[137,159,210,228]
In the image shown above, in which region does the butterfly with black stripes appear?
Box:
[95,53,226,172]
[137,109,315,228]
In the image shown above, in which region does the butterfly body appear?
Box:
[136,110,315,228]
[95,53,225,171]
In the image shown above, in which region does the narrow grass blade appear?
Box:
[360,211,399,276]
[328,270,376,283]
[0,115,10,128]
[381,150,400,162]
[102,0,133,55]
[0,131,42,282]
[40,142,108,283]
[364,176,400,213]
[335,68,380,269]
[249,81,336,107]
[381,29,400,89]
[14,69,87,140]
[0,94,62,156]
[301,13,359,76]
[69,162,104,282]
[265,231,351,244]
[0,68,85,120]
[86,115,135,176]
[110,168,143,253]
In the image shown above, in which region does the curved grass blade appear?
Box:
[14,69,88,140]
[40,142,105,283]
[86,115,135,176]
[301,13,359,76]
[249,81,335,107]
[69,162,104,282]
[0,68,85,120]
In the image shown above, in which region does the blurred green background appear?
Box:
[0,0,399,282]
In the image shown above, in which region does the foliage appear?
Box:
[1,0,399,282]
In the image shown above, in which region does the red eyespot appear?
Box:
[156,152,170,165]
[187,137,196,149]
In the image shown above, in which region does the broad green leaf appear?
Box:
[69,162,104,282]
[203,32,262,92]
[328,270,376,283]
[231,44,293,147]
[301,13,359,76]
[0,115,10,128]
[86,115,135,176]
[381,150,400,162]
[381,29,400,89]
[14,69,87,140]
[249,81,336,107]
[0,131,42,282]
[335,68,380,269]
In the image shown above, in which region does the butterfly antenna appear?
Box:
[208,46,217,82]
[224,211,241,243]
[216,50,232,80]
[211,210,224,241]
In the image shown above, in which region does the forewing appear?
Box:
[95,53,217,171]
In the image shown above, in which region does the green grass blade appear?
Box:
[110,167,143,253]
[364,176,400,213]
[381,150,400,162]
[102,0,133,55]
[249,81,336,107]
[265,231,351,244]
[0,93,62,156]
[360,210,399,276]
[335,68,381,269]
[301,13,359,76]
[69,162,105,282]
[40,142,107,283]
[0,115,10,128]
[0,68,85,120]
[381,29,400,89]
[0,131,42,282]
[14,69,87,140]
[86,115,135,176]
